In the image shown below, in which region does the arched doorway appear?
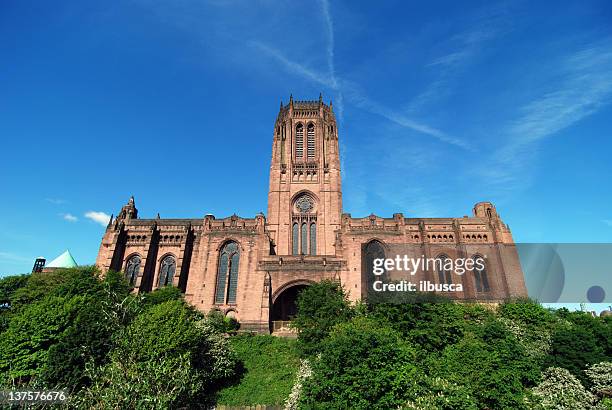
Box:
[270,283,310,334]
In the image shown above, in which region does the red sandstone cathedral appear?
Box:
[96,96,527,333]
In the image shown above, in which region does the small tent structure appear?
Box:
[44,250,78,269]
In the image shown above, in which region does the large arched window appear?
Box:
[307,123,315,160]
[437,254,453,285]
[158,255,176,287]
[125,255,141,286]
[309,222,316,255]
[292,223,299,255]
[295,123,304,158]
[364,240,386,291]
[473,255,490,292]
[301,222,308,254]
[215,241,240,304]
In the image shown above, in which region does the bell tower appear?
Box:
[267,94,342,256]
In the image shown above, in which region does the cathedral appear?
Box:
[95,96,527,333]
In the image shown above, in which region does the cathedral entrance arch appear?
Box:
[270,280,313,333]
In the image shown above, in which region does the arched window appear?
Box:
[473,255,490,292]
[437,254,452,285]
[364,240,386,290]
[295,123,304,158]
[292,223,299,255]
[309,223,316,255]
[125,255,141,286]
[215,241,240,304]
[158,255,176,287]
[301,222,308,255]
[307,123,315,160]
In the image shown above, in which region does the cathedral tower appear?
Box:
[267,95,342,256]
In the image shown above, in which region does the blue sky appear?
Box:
[1,0,612,297]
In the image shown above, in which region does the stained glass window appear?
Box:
[292,223,299,255]
[437,254,453,285]
[310,223,316,255]
[125,255,141,286]
[215,242,240,304]
[158,255,176,287]
[301,222,307,255]
[473,255,490,292]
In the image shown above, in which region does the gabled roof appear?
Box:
[45,250,78,268]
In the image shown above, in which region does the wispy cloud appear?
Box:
[61,213,78,222]
[484,39,612,193]
[603,219,612,227]
[45,198,66,205]
[85,211,111,226]
[253,42,469,150]
[0,251,31,263]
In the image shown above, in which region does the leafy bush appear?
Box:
[141,285,183,308]
[300,317,422,409]
[544,323,607,385]
[430,319,540,409]
[74,300,238,408]
[0,295,85,384]
[532,367,596,409]
[205,309,240,333]
[586,362,612,398]
[291,280,353,355]
[370,301,465,352]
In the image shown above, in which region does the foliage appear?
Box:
[402,377,478,410]
[369,301,465,352]
[285,359,312,410]
[300,317,422,409]
[74,300,238,408]
[217,335,300,406]
[140,285,183,308]
[586,362,612,398]
[544,322,607,385]
[498,298,556,327]
[430,319,540,409]
[205,309,240,334]
[0,274,29,308]
[0,295,85,384]
[531,367,597,409]
[291,280,354,355]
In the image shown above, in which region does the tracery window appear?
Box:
[125,255,141,286]
[296,123,304,158]
[292,193,317,255]
[158,255,176,287]
[292,223,299,255]
[215,241,240,304]
[437,254,453,285]
[307,123,315,160]
[309,223,316,255]
[473,255,490,292]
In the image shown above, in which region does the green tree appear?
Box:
[544,324,607,385]
[75,300,238,409]
[0,295,85,384]
[300,317,422,409]
[369,301,465,352]
[291,280,353,355]
[430,319,540,409]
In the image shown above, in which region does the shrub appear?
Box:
[532,367,596,409]
[292,280,353,355]
[586,362,612,398]
[74,300,238,408]
[300,317,422,409]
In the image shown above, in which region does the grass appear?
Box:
[216,334,301,406]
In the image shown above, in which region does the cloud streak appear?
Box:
[61,213,78,222]
[85,211,111,227]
